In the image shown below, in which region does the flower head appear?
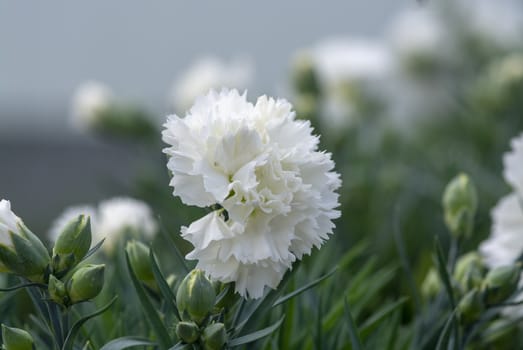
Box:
[96,197,157,252]
[163,89,341,298]
[172,56,253,113]
[503,132,523,196]
[71,81,113,130]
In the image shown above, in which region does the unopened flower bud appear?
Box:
[202,323,227,350]
[458,288,484,325]
[52,215,92,276]
[48,275,68,306]
[0,200,50,283]
[421,268,442,300]
[1,324,34,350]
[480,319,519,350]
[67,264,105,304]
[482,265,521,305]
[453,252,486,293]
[176,269,215,324]
[126,240,156,290]
[176,321,200,344]
[442,173,478,239]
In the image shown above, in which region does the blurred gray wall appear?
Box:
[0,0,410,232]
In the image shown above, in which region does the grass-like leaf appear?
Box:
[272,267,337,308]
[99,337,156,350]
[125,252,173,350]
[229,315,285,347]
[62,296,117,350]
[435,309,458,350]
[149,247,180,321]
[168,342,191,350]
[344,297,363,350]
[82,239,106,261]
[157,215,190,274]
[359,297,409,339]
[0,282,46,292]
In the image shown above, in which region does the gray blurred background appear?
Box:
[0,0,409,232]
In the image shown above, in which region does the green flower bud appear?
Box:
[1,324,34,350]
[442,173,478,239]
[482,265,520,305]
[48,275,68,306]
[458,289,484,325]
[202,323,227,350]
[67,264,105,304]
[421,268,442,300]
[0,224,50,283]
[480,318,520,350]
[453,252,486,293]
[52,215,92,276]
[126,240,156,290]
[176,269,215,324]
[175,321,200,344]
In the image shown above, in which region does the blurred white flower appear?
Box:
[387,8,453,68]
[480,193,523,268]
[456,0,523,50]
[96,197,157,252]
[163,89,341,298]
[71,81,113,130]
[503,132,523,196]
[48,205,98,243]
[0,199,22,250]
[171,56,253,113]
[309,38,393,131]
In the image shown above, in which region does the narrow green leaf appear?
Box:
[168,342,191,350]
[62,296,117,350]
[99,337,156,350]
[435,309,458,350]
[359,297,409,339]
[272,267,337,308]
[149,247,180,321]
[215,284,231,306]
[393,208,421,312]
[82,238,106,261]
[157,216,190,274]
[434,238,460,347]
[434,238,456,309]
[344,297,363,350]
[125,252,173,349]
[234,262,299,335]
[229,315,285,347]
[0,282,46,292]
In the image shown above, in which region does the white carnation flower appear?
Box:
[48,205,98,243]
[171,56,253,113]
[480,193,523,268]
[503,132,523,196]
[96,197,158,253]
[71,81,113,130]
[163,89,341,298]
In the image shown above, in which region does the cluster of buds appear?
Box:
[1,324,34,350]
[453,252,521,325]
[174,269,228,350]
[48,214,105,307]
